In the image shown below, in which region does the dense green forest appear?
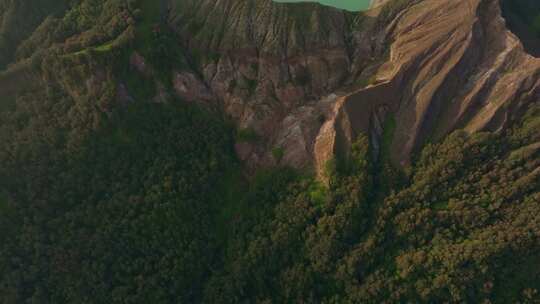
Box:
[0,0,539,303]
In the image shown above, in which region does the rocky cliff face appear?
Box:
[167,0,363,169]
[315,0,539,179]
[165,0,398,170]
[370,0,389,8]
[2,0,536,178]
[165,0,539,178]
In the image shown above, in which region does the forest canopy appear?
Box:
[0,0,539,303]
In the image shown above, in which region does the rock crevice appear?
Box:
[166,0,539,176]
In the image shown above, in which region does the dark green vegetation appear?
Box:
[501,0,540,36]
[0,0,69,69]
[0,102,236,302]
[0,0,539,303]
[201,109,540,303]
[501,0,540,56]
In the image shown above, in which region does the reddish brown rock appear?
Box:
[173,71,214,102]
[166,0,539,178]
[314,0,540,177]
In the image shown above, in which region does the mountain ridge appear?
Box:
[164,0,539,179]
[0,0,538,176]
[0,0,539,302]
[315,0,540,178]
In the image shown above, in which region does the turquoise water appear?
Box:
[273,0,371,11]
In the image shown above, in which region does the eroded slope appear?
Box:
[315,0,540,178]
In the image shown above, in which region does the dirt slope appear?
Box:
[314,0,539,178]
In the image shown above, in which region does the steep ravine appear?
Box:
[315,0,540,179]
[2,0,536,179]
[0,1,539,301]
[165,0,403,171]
[166,0,539,179]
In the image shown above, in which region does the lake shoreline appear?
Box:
[272,0,372,11]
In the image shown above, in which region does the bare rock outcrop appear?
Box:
[315,0,540,177]
[165,0,538,177]
[370,0,389,8]
[167,0,380,169]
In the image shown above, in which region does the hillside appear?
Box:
[165,0,539,175]
[0,0,539,302]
